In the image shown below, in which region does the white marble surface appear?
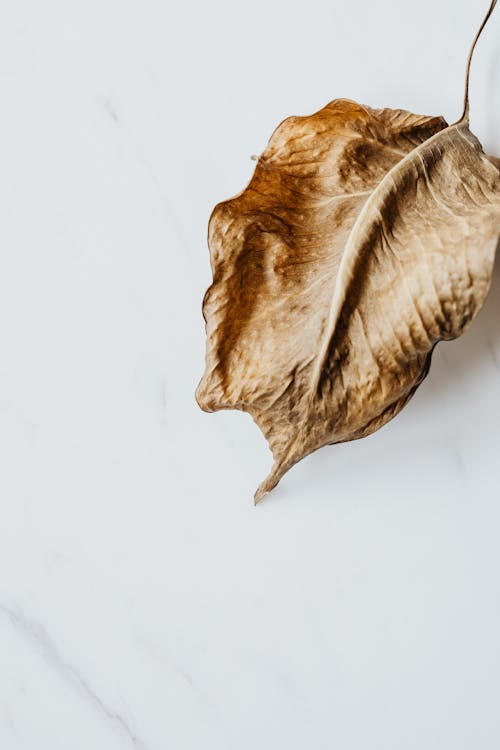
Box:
[1,1,500,748]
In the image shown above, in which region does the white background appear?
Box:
[1,0,500,748]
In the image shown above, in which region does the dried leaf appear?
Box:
[197,1,500,502]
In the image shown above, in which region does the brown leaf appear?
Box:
[197,2,500,503]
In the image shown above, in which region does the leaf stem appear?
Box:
[460,0,497,123]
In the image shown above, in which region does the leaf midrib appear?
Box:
[307,118,464,400]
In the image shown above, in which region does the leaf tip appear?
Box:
[253,486,267,505]
[253,456,294,505]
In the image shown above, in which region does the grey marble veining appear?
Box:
[1,1,500,748]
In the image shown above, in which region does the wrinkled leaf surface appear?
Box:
[197,99,500,501]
